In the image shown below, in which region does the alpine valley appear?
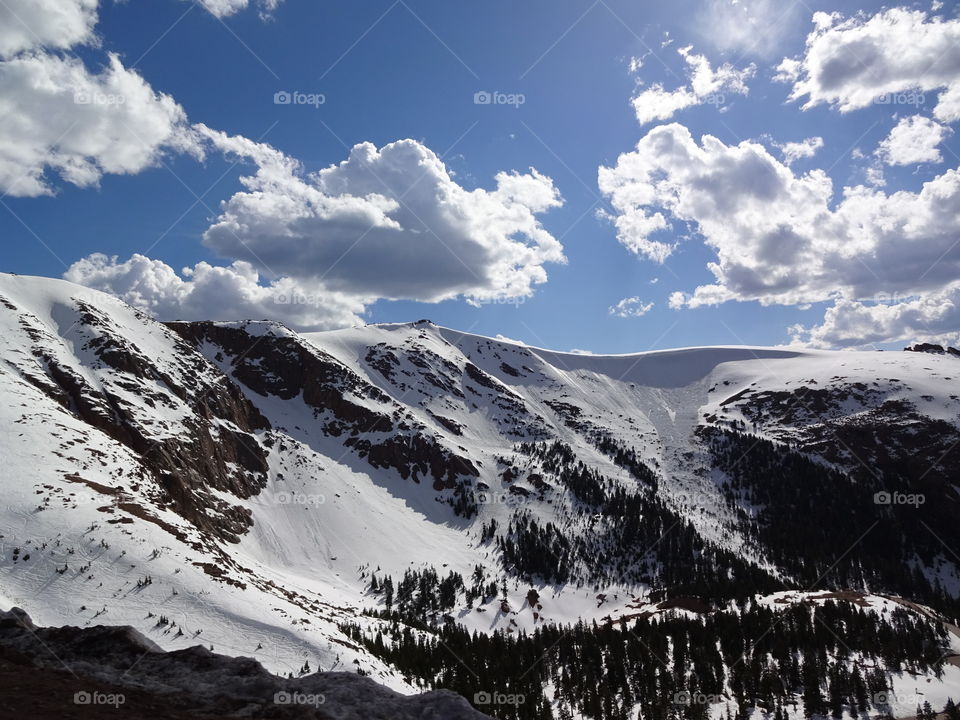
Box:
[1,271,959,720]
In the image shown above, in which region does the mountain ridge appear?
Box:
[1,271,959,719]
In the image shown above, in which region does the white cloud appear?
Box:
[197,126,565,304]
[865,162,886,188]
[776,136,824,165]
[195,0,283,19]
[0,0,98,59]
[67,131,566,329]
[631,46,755,126]
[64,253,366,331]
[608,297,654,317]
[633,85,699,126]
[778,8,960,123]
[876,115,950,166]
[0,0,207,198]
[699,0,803,59]
[0,52,198,197]
[0,0,282,196]
[791,287,960,349]
[599,123,960,312]
[0,0,276,61]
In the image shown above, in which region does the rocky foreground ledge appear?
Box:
[0,608,491,719]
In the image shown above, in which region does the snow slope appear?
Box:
[1,273,958,713]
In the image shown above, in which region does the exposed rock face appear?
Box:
[345,432,479,485]
[719,383,960,485]
[168,321,395,435]
[168,320,484,512]
[3,293,270,542]
[905,343,960,357]
[0,608,492,720]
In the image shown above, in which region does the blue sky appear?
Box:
[2,0,960,353]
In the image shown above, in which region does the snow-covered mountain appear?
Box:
[1,272,959,719]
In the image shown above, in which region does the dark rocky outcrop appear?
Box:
[345,432,479,485]
[168,322,394,435]
[169,322,482,513]
[12,301,270,542]
[0,608,492,720]
[905,343,960,357]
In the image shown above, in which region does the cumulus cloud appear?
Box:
[778,8,960,123]
[775,136,824,165]
[599,123,960,311]
[0,0,98,59]
[755,6,960,346]
[791,287,960,349]
[64,253,366,331]
[876,116,950,166]
[0,0,203,198]
[197,126,565,304]
[0,0,290,198]
[0,52,198,197]
[67,131,565,329]
[698,0,803,59]
[632,46,755,125]
[608,297,654,318]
